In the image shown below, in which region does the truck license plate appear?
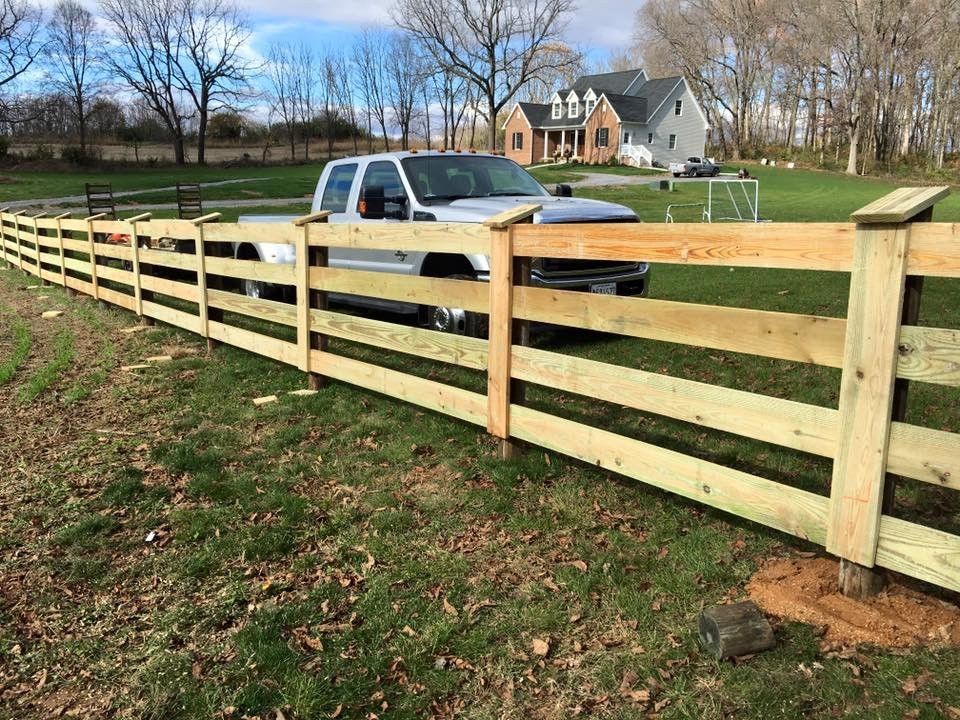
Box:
[590,282,617,295]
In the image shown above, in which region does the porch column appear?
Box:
[560,129,566,157]
[573,130,579,158]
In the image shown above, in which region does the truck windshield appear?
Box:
[400,155,549,203]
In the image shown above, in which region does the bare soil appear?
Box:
[748,556,960,649]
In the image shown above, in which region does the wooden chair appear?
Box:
[176,183,203,220]
[85,183,116,219]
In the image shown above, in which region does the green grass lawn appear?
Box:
[0,163,959,718]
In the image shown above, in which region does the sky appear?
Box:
[238,0,636,70]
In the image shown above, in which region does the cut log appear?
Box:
[838,559,886,600]
[698,600,776,659]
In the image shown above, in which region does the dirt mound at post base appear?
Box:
[747,556,960,649]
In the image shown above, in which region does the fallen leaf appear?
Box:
[568,559,588,573]
[531,638,551,657]
[657,547,669,560]
[330,705,343,718]
[443,598,459,618]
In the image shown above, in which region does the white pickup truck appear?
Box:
[238,151,649,335]
[668,156,722,178]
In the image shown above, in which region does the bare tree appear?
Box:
[101,0,254,164]
[0,0,44,121]
[172,0,255,164]
[266,42,298,159]
[101,0,190,163]
[392,0,579,151]
[354,28,392,152]
[387,33,425,150]
[292,43,316,160]
[45,0,101,151]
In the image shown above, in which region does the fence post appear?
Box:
[293,211,332,390]
[125,213,151,320]
[190,213,221,340]
[826,186,950,598]
[30,212,47,283]
[85,212,107,302]
[12,210,26,272]
[483,204,540,460]
[53,212,71,289]
[0,209,9,268]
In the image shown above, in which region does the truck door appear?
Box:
[330,160,417,276]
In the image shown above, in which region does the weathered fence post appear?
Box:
[293,211,332,390]
[191,213,222,341]
[484,204,540,460]
[826,186,950,598]
[125,213,152,321]
[53,212,71,289]
[85,212,107,302]
[0,209,10,269]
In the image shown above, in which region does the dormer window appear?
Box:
[585,99,596,115]
[568,100,579,117]
[552,102,562,119]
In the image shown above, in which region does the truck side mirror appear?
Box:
[359,185,386,219]
[555,183,573,198]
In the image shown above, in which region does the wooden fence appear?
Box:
[1,186,959,596]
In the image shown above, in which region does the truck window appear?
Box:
[320,163,358,213]
[359,161,408,217]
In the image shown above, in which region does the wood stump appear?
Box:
[698,601,775,659]
[838,559,886,600]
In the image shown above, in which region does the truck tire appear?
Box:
[672,172,681,178]
[426,273,488,338]
[712,167,721,176]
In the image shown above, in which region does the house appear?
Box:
[502,69,709,167]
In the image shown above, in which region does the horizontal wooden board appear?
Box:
[96,264,135,286]
[94,243,133,261]
[17,244,38,261]
[205,255,295,284]
[62,256,92,275]
[510,222,856,271]
[40,268,62,285]
[208,320,298,365]
[202,222,299,245]
[513,286,846,366]
[908,224,960,278]
[876,515,960,593]
[206,288,297,327]
[310,267,489,312]
[143,301,203,334]
[311,309,488,370]
[140,275,201,304]
[61,238,91,254]
[307,222,489,254]
[32,218,61,231]
[310,350,487,426]
[90,219,130,235]
[139,247,197,271]
[512,345,839,457]
[34,234,61,249]
[887,422,960,491]
[851,186,950,224]
[98,285,136,312]
[897,326,960,386]
[143,219,198,239]
[64,275,93,295]
[58,219,90,233]
[510,404,829,544]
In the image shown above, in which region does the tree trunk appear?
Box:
[487,90,497,151]
[197,109,208,165]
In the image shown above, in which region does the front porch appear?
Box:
[539,128,586,162]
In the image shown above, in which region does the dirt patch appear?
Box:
[747,556,960,649]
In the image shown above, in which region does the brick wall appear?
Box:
[504,111,532,165]
[584,101,620,165]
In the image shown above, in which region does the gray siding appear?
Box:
[644,82,708,166]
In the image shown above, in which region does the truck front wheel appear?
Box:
[426,274,488,338]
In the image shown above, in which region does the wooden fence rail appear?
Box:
[2,185,959,597]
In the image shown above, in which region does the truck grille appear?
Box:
[540,259,639,274]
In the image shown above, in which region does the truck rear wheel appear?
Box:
[426,273,488,338]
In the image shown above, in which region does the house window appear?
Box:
[595,127,609,148]
[623,132,630,144]
[586,99,596,115]
[552,102,562,119]
[647,132,653,144]
[668,134,677,150]
[568,100,579,117]
[511,132,523,151]
[675,100,683,116]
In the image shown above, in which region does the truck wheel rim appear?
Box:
[431,306,467,334]
[244,279,265,299]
